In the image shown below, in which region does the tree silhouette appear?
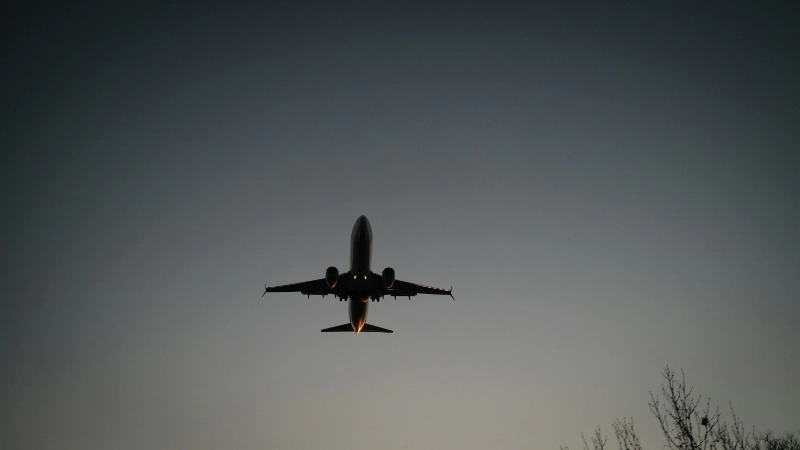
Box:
[560,367,798,450]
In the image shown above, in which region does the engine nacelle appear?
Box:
[325,266,339,288]
[381,267,395,289]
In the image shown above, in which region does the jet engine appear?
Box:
[381,267,395,288]
[325,266,339,288]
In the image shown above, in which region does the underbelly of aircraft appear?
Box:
[348,294,368,332]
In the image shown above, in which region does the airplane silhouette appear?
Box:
[263,216,453,334]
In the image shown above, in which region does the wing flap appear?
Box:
[263,274,350,297]
[265,278,330,293]
[385,279,453,299]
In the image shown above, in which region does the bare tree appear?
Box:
[560,367,798,450]
[649,367,725,450]
[751,431,800,450]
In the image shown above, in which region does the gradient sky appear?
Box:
[2,3,798,449]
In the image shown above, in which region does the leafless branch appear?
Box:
[613,418,642,450]
[582,427,608,450]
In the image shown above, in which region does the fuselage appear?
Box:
[348,215,372,333]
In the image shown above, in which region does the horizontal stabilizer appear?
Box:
[321,323,354,333]
[360,323,393,333]
[319,323,393,333]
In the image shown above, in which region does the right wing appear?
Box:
[263,278,336,297]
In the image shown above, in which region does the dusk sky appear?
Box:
[2,3,798,449]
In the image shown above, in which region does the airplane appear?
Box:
[262,215,453,334]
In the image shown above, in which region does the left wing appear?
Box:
[263,278,333,297]
[370,272,453,300]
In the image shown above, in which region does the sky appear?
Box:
[2,3,798,449]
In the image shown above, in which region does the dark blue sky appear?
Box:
[2,3,798,449]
